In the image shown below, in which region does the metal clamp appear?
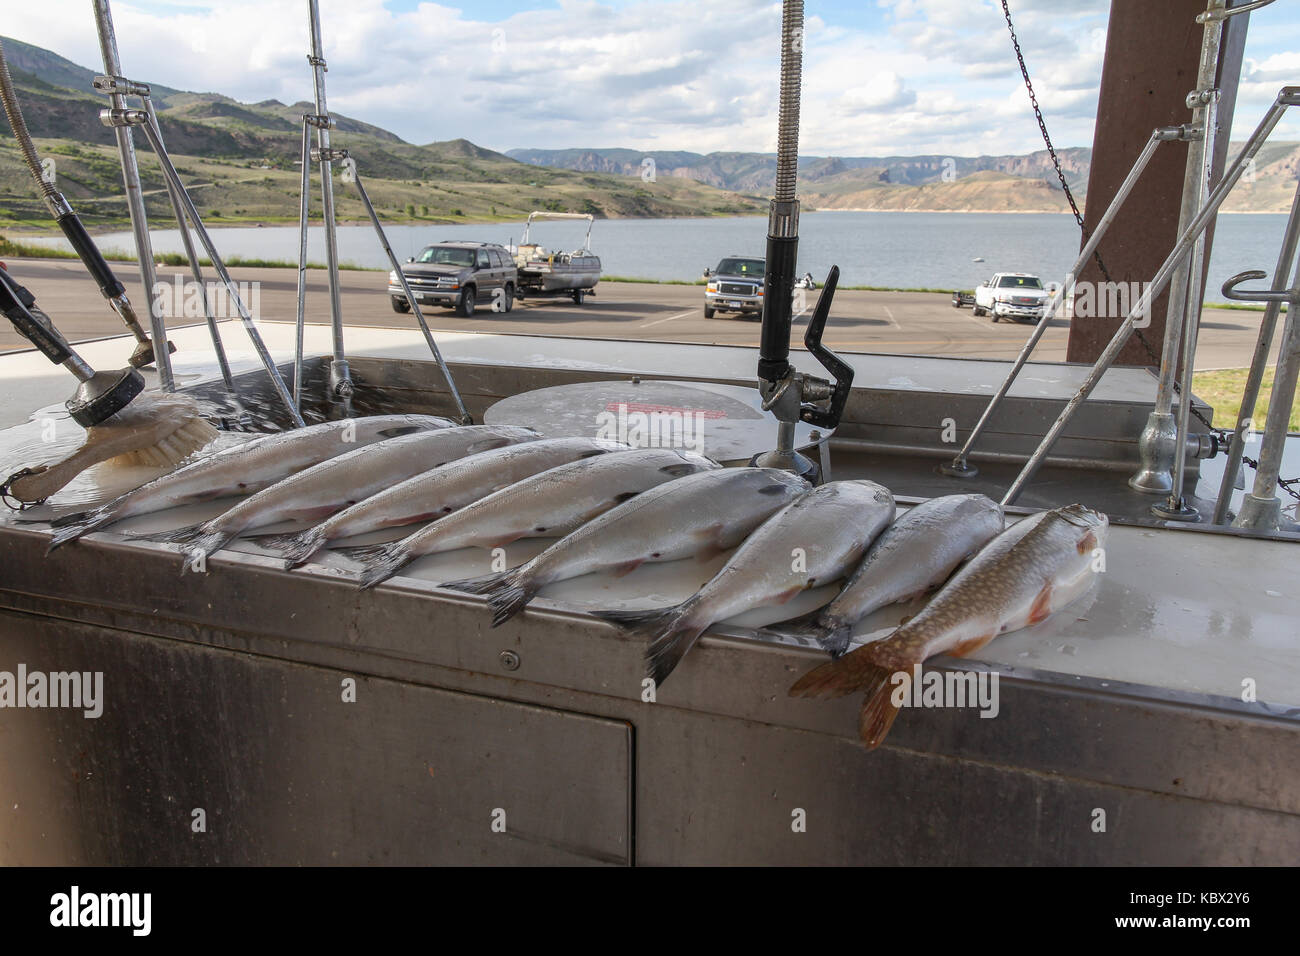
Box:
[303,113,335,129]
[92,74,149,97]
[307,54,327,70]
[310,146,349,163]
[98,107,147,128]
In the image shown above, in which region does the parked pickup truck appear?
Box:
[973,272,1049,323]
[704,256,765,319]
[389,241,517,317]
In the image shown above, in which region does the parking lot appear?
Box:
[0,256,1275,368]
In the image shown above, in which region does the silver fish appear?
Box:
[444,467,810,625]
[598,479,896,686]
[790,502,1109,749]
[45,415,453,551]
[349,447,720,586]
[156,424,541,566]
[782,493,1004,657]
[274,436,639,571]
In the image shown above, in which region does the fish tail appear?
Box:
[769,611,854,658]
[788,644,895,700]
[789,645,906,748]
[177,530,234,574]
[147,522,207,545]
[45,506,113,552]
[267,529,326,567]
[596,605,701,687]
[355,544,413,590]
[859,678,904,750]
[442,568,536,626]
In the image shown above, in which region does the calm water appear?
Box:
[26,211,1289,301]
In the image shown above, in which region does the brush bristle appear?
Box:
[104,415,218,469]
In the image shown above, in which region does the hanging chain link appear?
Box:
[1001,0,1299,504]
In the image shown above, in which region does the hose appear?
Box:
[774,0,804,203]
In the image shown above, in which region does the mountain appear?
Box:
[508,143,1299,214]
[0,37,765,228]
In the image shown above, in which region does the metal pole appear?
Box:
[130,116,305,427]
[352,169,472,423]
[294,118,312,410]
[91,0,174,390]
[306,0,352,416]
[1001,90,1294,506]
[1234,248,1300,530]
[141,97,238,402]
[1155,92,1220,520]
[1212,176,1300,523]
[942,128,1172,477]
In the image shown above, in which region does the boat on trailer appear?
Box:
[510,211,601,304]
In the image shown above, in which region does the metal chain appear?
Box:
[1001,0,1299,504]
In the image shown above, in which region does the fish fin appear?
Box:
[442,568,535,626]
[177,530,234,574]
[611,559,644,578]
[355,544,414,590]
[789,645,895,700]
[1077,530,1097,555]
[594,605,703,687]
[45,506,113,552]
[767,611,855,657]
[659,461,702,478]
[950,631,999,658]
[1028,584,1054,626]
[859,681,904,750]
[277,529,328,567]
[145,522,207,545]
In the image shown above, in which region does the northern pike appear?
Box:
[443,467,810,625]
[152,424,541,568]
[268,436,642,570]
[597,480,896,686]
[44,415,453,551]
[348,446,718,587]
[780,493,1004,657]
[789,503,1109,749]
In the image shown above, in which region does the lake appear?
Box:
[23,211,1290,302]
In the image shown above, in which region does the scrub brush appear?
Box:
[1,392,219,508]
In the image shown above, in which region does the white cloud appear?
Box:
[2,0,1294,156]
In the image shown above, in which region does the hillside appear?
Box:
[509,141,1299,214]
[0,37,765,228]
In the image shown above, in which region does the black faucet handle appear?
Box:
[800,265,854,429]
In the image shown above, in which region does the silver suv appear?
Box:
[389,241,518,317]
[704,256,765,319]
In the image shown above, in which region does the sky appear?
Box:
[4,0,1298,157]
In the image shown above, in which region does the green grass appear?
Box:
[1192,367,1300,432]
[0,238,379,271]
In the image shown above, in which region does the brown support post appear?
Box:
[1066,0,1249,366]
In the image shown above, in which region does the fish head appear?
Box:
[1058,503,1109,551]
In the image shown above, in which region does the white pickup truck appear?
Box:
[973,272,1049,323]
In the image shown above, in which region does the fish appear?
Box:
[597,479,896,687]
[779,493,1005,657]
[442,467,810,625]
[151,424,542,568]
[44,415,454,551]
[347,447,720,586]
[271,436,643,570]
[789,502,1109,749]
